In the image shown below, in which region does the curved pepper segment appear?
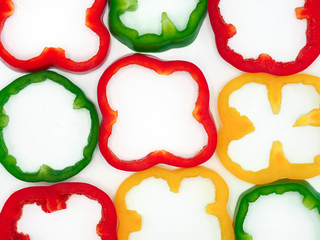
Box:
[0,71,99,182]
[208,0,320,76]
[108,0,207,52]
[0,0,109,72]
[234,179,320,240]
[217,73,320,184]
[0,182,117,240]
[98,54,217,171]
[115,166,235,240]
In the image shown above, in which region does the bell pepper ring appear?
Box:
[0,71,99,182]
[108,0,207,52]
[0,0,109,72]
[0,182,117,240]
[234,179,320,240]
[217,73,320,184]
[115,166,235,240]
[97,54,217,171]
[207,0,320,76]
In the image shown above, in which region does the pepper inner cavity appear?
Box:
[120,0,200,35]
[1,0,99,62]
[125,176,221,240]
[243,192,320,240]
[227,82,320,172]
[218,0,306,62]
[2,80,91,172]
[17,195,101,240]
[106,65,208,161]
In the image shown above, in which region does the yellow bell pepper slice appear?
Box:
[115,166,234,240]
[218,73,320,184]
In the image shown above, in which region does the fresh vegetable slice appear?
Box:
[234,179,320,240]
[0,182,117,240]
[217,73,320,184]
[0,0,109,72]
[108,0,207,52]
[0,71,99,182]
[98,54,217,171]
[115,166,235,240]
[208,0,320,76]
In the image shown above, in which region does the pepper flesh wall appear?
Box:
[109,0,207,52]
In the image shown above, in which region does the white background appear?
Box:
[1,0,320,239]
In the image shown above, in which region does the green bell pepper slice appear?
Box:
[108,0,207,52]
[234,179,320,240]
[0,71,99,182]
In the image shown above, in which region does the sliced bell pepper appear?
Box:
[217,73,320,184]
[0,71,99,182]
[0,0,109,72]
[108,0,207,52]
[0,182,117,240]
[208,0,320,76]
[115,166,235,240]
[98,54,217,171]
[234,179,320,240]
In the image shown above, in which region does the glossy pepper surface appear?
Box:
[115,166,235,240]
[0,0,109,72]
[208,0,320,76]
[0,182,117,240]
[218,73,320,184]
[0,71,99,182]
[98,54,217,171]
[108,0,207,52]
[234,179,320,240]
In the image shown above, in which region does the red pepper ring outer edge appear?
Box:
[97,54,217,171]
[207,0,320,76]
[0,0,110,72]
[0,182,118,240]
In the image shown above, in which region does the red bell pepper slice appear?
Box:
[0,0,109,72]
[97,54,217,171]
[208,0,320,76]
[0,182,117,240]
